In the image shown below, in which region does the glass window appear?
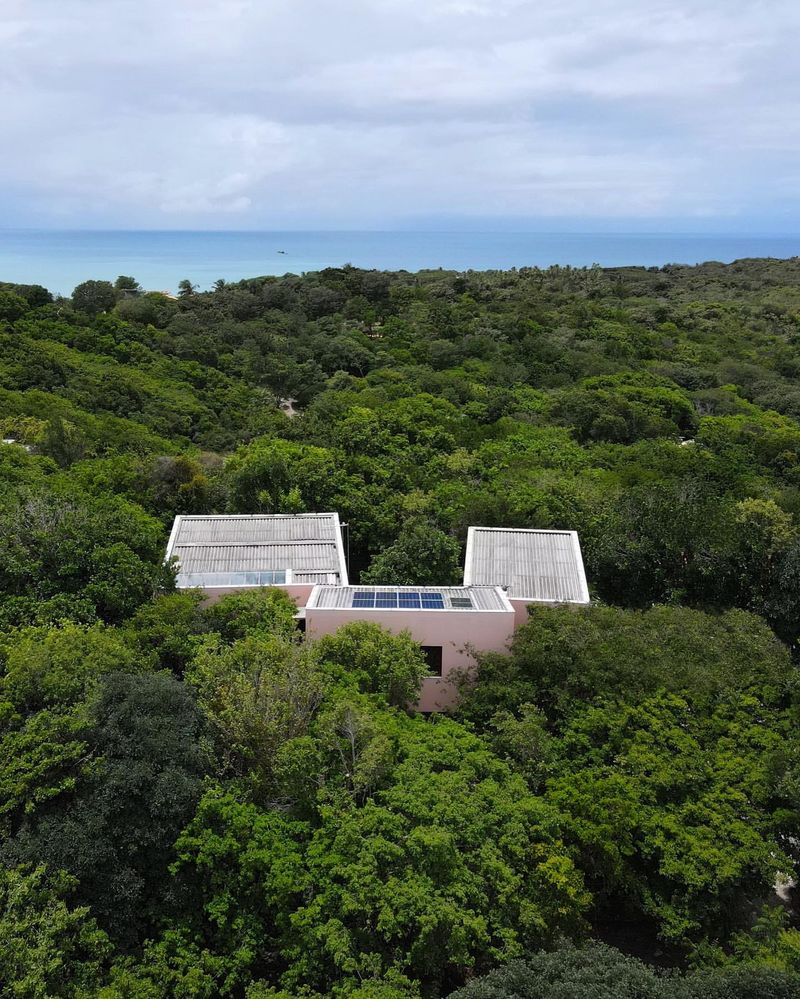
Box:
[421,646,443,676]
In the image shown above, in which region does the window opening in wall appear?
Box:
[421,646,443,676]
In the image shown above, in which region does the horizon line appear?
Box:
[2,226,800,237]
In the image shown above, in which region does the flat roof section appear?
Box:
[463,527,590,604]
[165,513,349,588]
[307,585,513,613]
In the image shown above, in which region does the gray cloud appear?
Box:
[2,0,799,227]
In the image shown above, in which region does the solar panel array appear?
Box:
[278,583,510,611]
[351,591,447,610]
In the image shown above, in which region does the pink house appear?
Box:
[165,514,591,711]
[305,584,515,712]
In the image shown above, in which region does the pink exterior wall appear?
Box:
[193,583,313,610]
[305,607,515,712]
[511,599,530,628]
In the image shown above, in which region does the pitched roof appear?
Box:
[463,527,590,604]
[165,513,348,588]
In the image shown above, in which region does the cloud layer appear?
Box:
[2,0,799,227]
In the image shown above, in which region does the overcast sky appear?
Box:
[2,0,799,230]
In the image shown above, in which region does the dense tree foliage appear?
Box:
[71,280,117,316]
[450,943,800,999]
[362,521,463,586]
[460,606,800,944]
[1,259,800,994]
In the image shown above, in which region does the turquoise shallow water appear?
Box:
[1,229,798,296]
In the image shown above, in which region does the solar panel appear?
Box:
[449,596,473,609]
[375,592,398,608]
[421,593,445,609]
[398,592,422,609]
[352,592,376,608]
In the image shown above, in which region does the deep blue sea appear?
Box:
[1,229,799,296]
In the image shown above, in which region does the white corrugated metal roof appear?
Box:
[463,527,590,604]
[175,543,340,574]
[307,585,513,612]
[176,514,338,544]
[166,513,348,587]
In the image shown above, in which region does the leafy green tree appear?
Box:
[553,373,698,444]
[115,292,177,327]
[0,289,28,322]
[449,943,672,999]
[122,591,205,674]
[0,489,170,625]
[459,607,797,948]
[545,691,790,944]
[772,717,800,872]
[168,715,586,997]
[200,587,298,644]
[0,624,142,835]
[168,785,309,993]
[114,275,141,292]
[102,935,232,998]
[41,416,87,467]
[458,604,792,728]
[361,522,462,587]
[286,715,587,994]
[85,541,173,623]
[6,672,210,945]
[683,967,800,999]
[71,280,117,315]
[245,973,420,999]
[0,622,139,715]
[585,480,734,608]
[450,943,800,999]
[186,633,324,799]
[313,621,429,706]
[224,437,356,515]
[585,482,800,642]
[3,281,51,307]
[146,454,211,514]
[484,704,554,792]
[0,865,112,997]
[694,905,800,976]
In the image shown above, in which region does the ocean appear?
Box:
[1,229,798,297]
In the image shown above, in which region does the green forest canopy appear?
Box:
[1,259,800,996]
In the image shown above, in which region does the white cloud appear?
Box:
[1,0,799,226]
